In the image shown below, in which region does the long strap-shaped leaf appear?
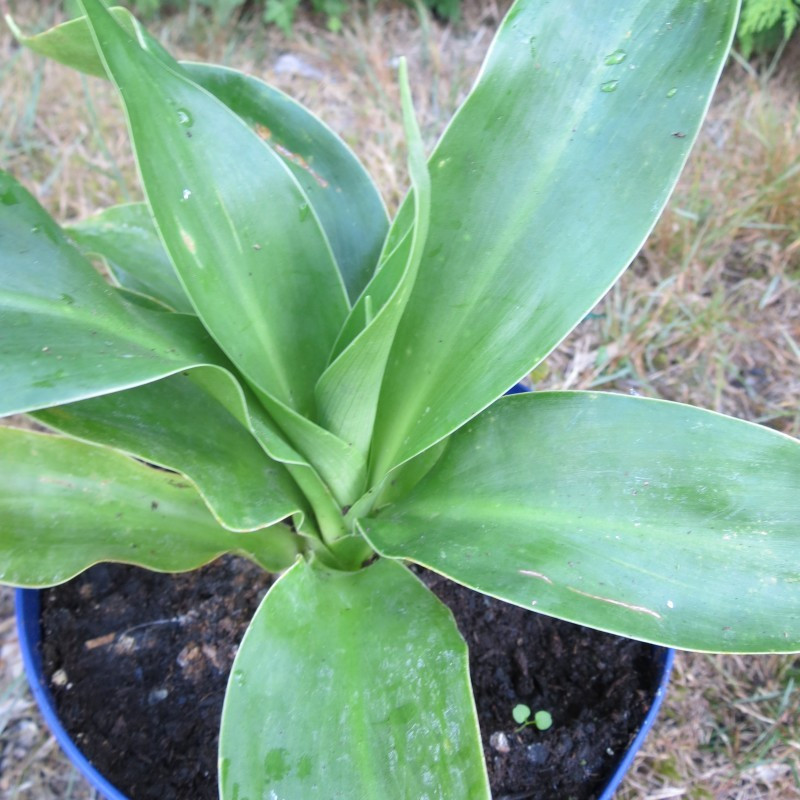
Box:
[5,8,136,78]
[7,9,389,302]
[1,174,347,541]
[252,385,368,507]
[0,427,300,586]
[136,364,350,547]
[370,0,740,480]
[34,371,306,533]
[81,0,349,419]
[66,203,193,313]
[183,63,388,303]
[0,171,226,416]
[329,225,414,361]
[314,60,431,459]
[65,207,364,509]
[79,0,369,502]
[219,558,489,800]
[361,392,800,653]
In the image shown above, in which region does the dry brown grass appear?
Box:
[619,652,800,800]
[0,1,798,798]
[540,65,800,439]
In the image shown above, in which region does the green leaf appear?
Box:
[112,286,173,311]
[1,174,345,541]
[34,371,306,533]
[155,365,349,545]
[329,224,413,361]
[0,427,301,586]
[315,59,431,458]
[370,0,740,479]
[219,558,489,799]
[0,170,227,417]
[361,392,800,653]
[8,12,388,301]
[81,0,349,418]
[66,202,193,313]
[534,710,553,731]
[5,7,137,78]
[8,8,385,494]
[252,387,368,508]
[512,704,530,724]
[183,63,388,303]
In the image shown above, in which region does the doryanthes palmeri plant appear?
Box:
[2,0,798,796]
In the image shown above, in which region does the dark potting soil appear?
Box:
[40,557,665,800]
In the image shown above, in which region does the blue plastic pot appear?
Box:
[16,589,673,799]
[16,589,127,800]
[14,384,675,799]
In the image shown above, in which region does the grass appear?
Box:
[538,70,800,438]
[0,0,799,797]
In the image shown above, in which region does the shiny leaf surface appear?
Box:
[35,371,305,532]
[0,427,300,586]
[251,384,367,509]
[219,558,489,799]
[67,203,192,313]
[315,60,431,457]
[362,392,800,653]
[0,170,226,417]
[1,173,343,541]
[5,7,136,78]
[141,365,347,544]
[184,63,388,302]
[370,0,739,479]
[9,12,388,301]
[81,0,349,417]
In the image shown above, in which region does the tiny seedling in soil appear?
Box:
[512,704,553,732]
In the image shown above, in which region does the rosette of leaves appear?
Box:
[2,1,799,797]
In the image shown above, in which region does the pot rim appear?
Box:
[16,588,128,800]
[15,586,673,800]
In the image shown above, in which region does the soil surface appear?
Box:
[40,557,665,800]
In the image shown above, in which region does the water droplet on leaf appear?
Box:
[604,49,627,65]
[176,108,193,127]
[666,87,678,98]
[600,79,619,93]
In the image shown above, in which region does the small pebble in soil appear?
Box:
[148,688,169,705]
[51,668,68,687]
[526,742,549,766]
[490,731,511,753]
